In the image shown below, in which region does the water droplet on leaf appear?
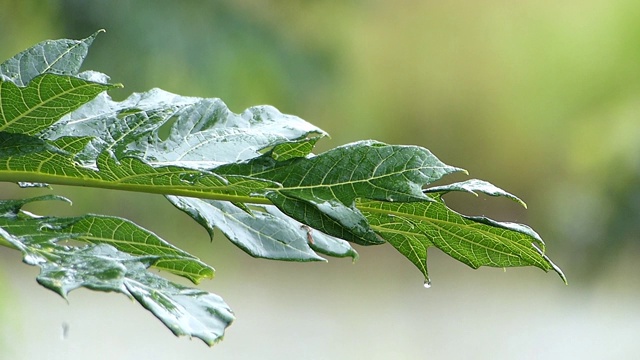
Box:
[179,173,197,183]
[423,279,431,289]
[23,253,46,265]
[38,223,64,231]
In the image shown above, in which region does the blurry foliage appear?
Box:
[57,0,337,111]
[1,0,639,279]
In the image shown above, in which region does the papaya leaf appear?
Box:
[0,31,119,136]
[0,33,567,347]
[0,74,117,135]
[44,89,327,169]
[168,195,359,261]
[215,140,463,245]
[123,265,234,346]
[264,205,359,260]
[358,184,567,285]
[0,131,278,202]
[424,178,528,208]
[269,137,320,161]
[0,195,213,283]
[0,30,103,86]
[0,196,232,344]
[60,215,214,284]
[167,196,327,262]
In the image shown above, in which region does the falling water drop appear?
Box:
[61,322,69,340]
[423,278,431,289]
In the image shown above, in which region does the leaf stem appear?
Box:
[0,236,18,250]
[0,171,273,205]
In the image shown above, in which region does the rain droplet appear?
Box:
[423,278,431,289]
[179,173,197,183]
[23,253,46,265]
[61,322,69,340]
[38,223,64,231]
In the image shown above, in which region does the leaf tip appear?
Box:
[91,29,107,39]
[86,29,106,45]
[534,244,567,284]
[550,259,568,285]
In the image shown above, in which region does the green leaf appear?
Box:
[0,195,213,283]
[424,178,528,208]
[44,89,327,169]
[264,205,359,260]
[0,32,567,348]
[124,265,234,346]
[360,201,434,281]
[0,74,116,135]
[0,195,233,345]
[217,140,463,245]
[358,190,567,284]
[0,31,118,136]
[267,190,383,245]
[168,195,358,261]
[33,244,233,346]
[0,131,277,203]
[227,140,462,203]
[269,137,319,161]
[167,196,327,262]
[0,30,102,86]
[61,215,214,284]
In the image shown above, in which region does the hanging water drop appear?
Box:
[423,278,431,289]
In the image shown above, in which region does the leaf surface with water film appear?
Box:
[0,32,567,347]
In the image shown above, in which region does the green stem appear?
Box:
[0,235,18,250]
[0,171,273,205]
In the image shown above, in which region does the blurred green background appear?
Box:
[1,0,639,358]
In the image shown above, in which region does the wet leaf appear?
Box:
[0,195,213,283]
[358,188,567,284]
[167,196,327,262]
[45,89,327,169]
[0,33,567,347]
[0,74,116,135]
[424,178,527,208]
[0,30,102,86]
[216,141,463,245]
[0,196,231,344]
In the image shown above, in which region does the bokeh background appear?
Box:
[1,0,639,358]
